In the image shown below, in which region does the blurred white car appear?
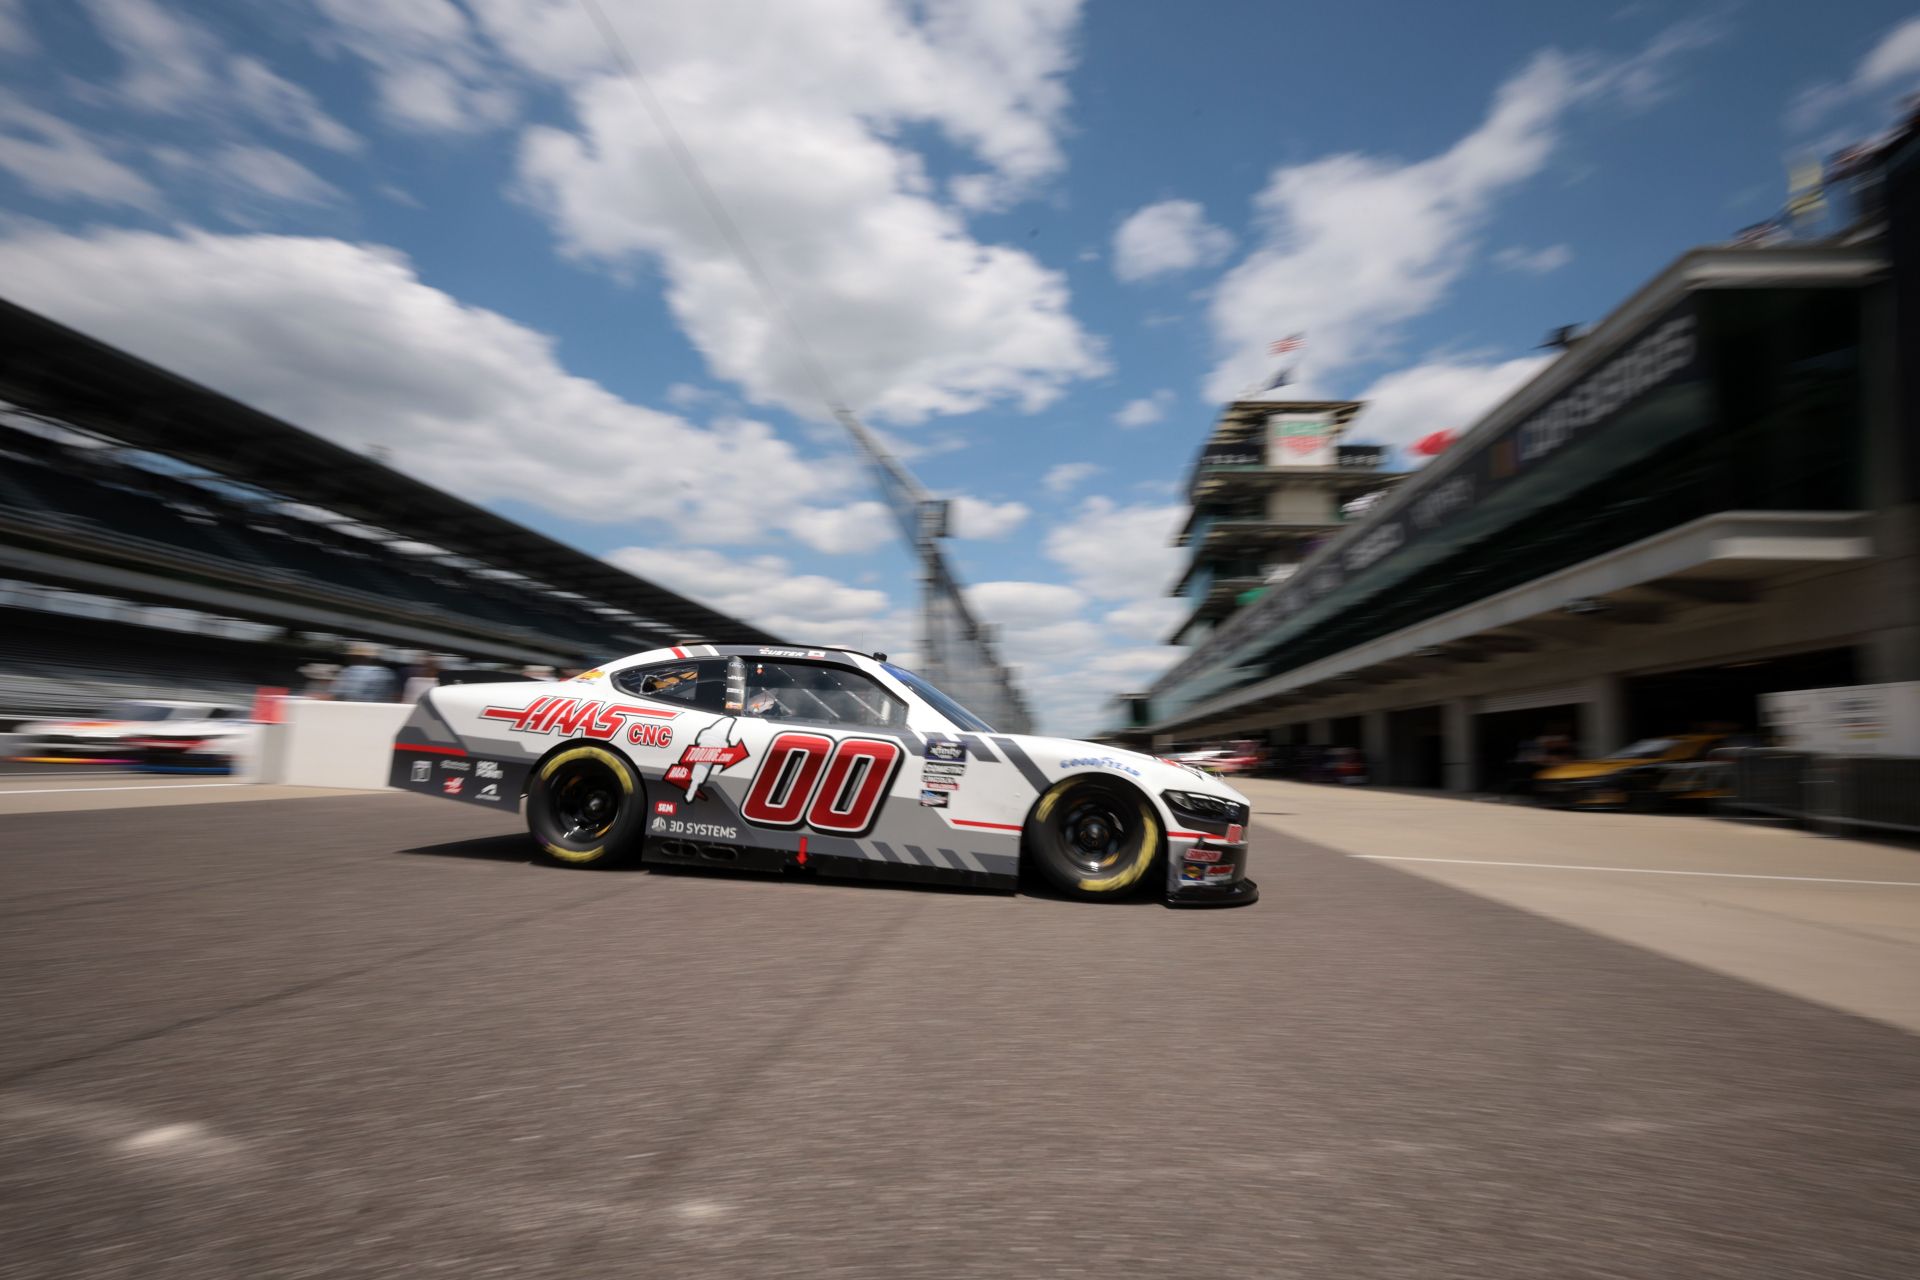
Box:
[18,699,249,766]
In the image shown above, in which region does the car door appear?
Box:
[715,656,911,840]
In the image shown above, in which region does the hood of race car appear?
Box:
[22,720,135,739]
[1010,736,1251,806]
[128,719,246,740]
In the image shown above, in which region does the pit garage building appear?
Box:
[1127,132,1920,789]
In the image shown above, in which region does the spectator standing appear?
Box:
[402,656,442,704]
[334,643,398,703]
[296,662,339,700]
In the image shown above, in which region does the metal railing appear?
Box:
[1717,747,1920,837]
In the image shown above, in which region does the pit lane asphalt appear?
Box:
[2,793,1915,1280]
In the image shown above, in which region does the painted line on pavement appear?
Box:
[0,783,247,797]
[1354,855,1920,887]
[0,771,136,780]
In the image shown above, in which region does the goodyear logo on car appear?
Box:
[1059,755,1141,777]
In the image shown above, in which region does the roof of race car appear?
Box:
[601,644,885,671]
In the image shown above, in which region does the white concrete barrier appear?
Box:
[257,699,412,790]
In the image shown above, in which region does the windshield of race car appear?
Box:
[101,701,179,722]
[1613,737,1681,759]
[738,658,904,727]
[882,663,995,733]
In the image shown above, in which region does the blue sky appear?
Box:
[2,0,1917,732]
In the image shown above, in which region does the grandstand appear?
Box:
[0,298,776,722]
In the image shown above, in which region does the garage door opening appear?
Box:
[1475,705,1581,795]
[1624,647,1858,741]
[1386,705,1446,788]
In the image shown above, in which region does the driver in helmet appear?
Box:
[745,666,789,719]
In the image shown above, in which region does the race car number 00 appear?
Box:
[741,732,903,835]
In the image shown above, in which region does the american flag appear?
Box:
[1269,333,1304,355]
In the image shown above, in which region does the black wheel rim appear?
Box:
[1056,793,1131,875]
[548,758,622,842]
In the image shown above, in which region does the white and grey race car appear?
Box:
[389,645,1256,906]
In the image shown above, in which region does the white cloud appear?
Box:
[81,0,217,113]
[478,0,1104,424]
[309,0,516,134]
[1859,17,1920,89]
[1205,51,1582,402]
[1599,14,1723,111]
[1205,28,1712,403]
[0,93,159,208]
[0,227,889,551]
[80,0,360,150]
[1111,198,1234,282]
[0,0,33,54]
[1042,461,1099,494]
[784,500,894,554]
[1113,388,1174,429]
[1790,16,1920,134]
[945,503,1195,735]
[605,546,913,657]
[964,580,1087,627]
[1102,596,1184,643]
[284,0,1110,424]
[1492,243,1571,274]
[229,56,363,153]
[1042,497,1185,601]
[203,143,342,204]
[949,495,1029,540]
[1348,353,1552,456]
[1084,645,1182,684]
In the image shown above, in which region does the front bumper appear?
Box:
[1160,793,1258,907]
[1536,777,1629,808]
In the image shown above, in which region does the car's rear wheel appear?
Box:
[527,744,644,868]
[1025,776,1160,900]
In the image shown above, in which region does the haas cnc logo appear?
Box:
[481,695,675,748]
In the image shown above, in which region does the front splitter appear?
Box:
[1164,877,1259,908]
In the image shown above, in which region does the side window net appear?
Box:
[615,663,705,704]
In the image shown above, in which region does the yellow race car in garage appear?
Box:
[1533,734,1727,811]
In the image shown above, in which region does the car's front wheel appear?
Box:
[1025,776,1161,900]
[526,744,644,868]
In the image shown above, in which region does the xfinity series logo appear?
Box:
[927,740,966,763]
[481,696,676,748]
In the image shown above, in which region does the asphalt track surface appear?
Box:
[3,794,1916,1279]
